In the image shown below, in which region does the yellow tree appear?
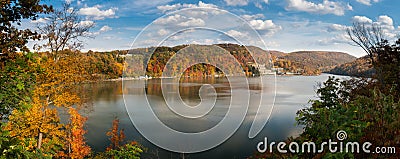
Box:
[6,50,96,157]
[5,93,66,157]
[36,51,94,158]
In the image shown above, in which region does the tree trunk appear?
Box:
[38,132,43,149]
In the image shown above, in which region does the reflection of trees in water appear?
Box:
[143,76,263,98]
[75,76,262,113]
[144,77,232,102]
[74,81,123,113]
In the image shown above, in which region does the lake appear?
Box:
[82,74,346,159]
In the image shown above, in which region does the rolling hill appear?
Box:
[327,56,375,77]
[280,51,357,72]
[126,44,357,76]
[242,47,356,75]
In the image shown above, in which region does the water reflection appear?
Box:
[83,74,344,159]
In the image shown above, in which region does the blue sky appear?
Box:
[29,0,400,57]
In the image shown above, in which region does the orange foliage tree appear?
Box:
[65,107,91,158]
[6,50,96,157]
[97,118,143,159]
[106,119,125,150]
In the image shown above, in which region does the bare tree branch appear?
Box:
[346,22,385,65]
[37,2,94,60]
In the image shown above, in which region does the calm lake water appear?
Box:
[82,74,346,159]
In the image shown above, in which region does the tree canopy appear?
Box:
[0,0,52,55]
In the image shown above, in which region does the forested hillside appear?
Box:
[125,44,357,77]
[126,44,268,77]
[279,51,356,73]
[327,56,375,77]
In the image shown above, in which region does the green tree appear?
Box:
[0,0,52,55]
[0,1,52,158]
[291,35,400,158]
[0,53,38,120]
[347,23,400,96]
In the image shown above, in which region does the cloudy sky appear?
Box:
[29,0,400,57]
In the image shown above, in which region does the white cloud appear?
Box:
[375,15,396,38]
[78,5,117,20]
[65,0,73,4]
[133,0,173,9]
[31,18,48,23]
[221,14,282,38]
[286,0,352,16]
[154,15,206,27]
[103,36,113,40]
[356,0,380,6]
[168,34,183,41]
[376,15,393,27]
[249,19,277,30]
[157,29,169,36]
[144,1,280,48]
[249,19,282,35]
[352,15,394,29]
[224,0,249,6]
[226,30,248,38]
[178,18,205,27]
[352,15,398,39]
[240,14,281,36]
[154,14,183,25]
[327,24,349,32]
[318,34,350,45]
[352,15,373,23]
[157,3,182,13]
[82,24,114,37]
[254,0,269,9]
[241,14,265,21]
[191,1,218,8]
[254,2,263,9]
[78,20,95,27]
[324,15,398,46]
[157,1,218,13]
[99,25,112,32]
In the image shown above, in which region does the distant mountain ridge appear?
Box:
[327,56,375,77]
[243,48,357,75]
[125,44,357,76]
[279,51,357,72]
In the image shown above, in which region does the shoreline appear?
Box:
[103,73,329,82]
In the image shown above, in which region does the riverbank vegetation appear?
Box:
[0,1,141,158]
[251,23,400,159]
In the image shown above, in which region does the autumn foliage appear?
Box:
[4,51,92,157]
[106,119,126,151]
[97,118,143,159]
[66,107,91,158]
[5,94,66,157]
[0,1,132,158]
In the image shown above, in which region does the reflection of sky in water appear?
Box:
[83,74,347,158]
